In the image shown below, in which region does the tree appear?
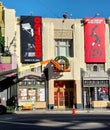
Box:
[0,26,4,53]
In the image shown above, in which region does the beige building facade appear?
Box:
[1,2,110,110]
[16,16,110,110]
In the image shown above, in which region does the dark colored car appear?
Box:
[0,105,7,114]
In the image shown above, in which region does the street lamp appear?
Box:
[42,68,49,109]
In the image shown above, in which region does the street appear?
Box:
[0,111,110,130]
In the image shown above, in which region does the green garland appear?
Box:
[54,56,70,69]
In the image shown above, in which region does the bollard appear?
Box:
[72,105,76,115]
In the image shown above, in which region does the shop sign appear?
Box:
[19,80,45,86]
[83,80,109,86]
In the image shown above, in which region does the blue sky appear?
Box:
[1,0,110,19]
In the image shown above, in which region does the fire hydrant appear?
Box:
[72,105,76,115]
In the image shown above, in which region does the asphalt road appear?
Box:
[0,111,110,130]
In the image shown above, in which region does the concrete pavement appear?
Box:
[13,108,110,114]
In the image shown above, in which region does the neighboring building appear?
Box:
[0,2,18,107]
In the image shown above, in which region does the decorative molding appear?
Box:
[54,29,72,39]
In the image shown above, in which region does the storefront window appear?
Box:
[90,87,109,101]
[28,89,36,101]
[18,80,46,102]
[37,88,45,101]
[83,86,109,108]
[18,89,27,101]
[97,87,108,100]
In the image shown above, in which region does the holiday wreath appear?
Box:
[54,56,70,69]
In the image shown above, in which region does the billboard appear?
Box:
[20,16,42,63]
[84,18,105,63]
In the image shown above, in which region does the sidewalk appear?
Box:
[14,108,110,114]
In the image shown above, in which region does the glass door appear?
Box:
[54,81,74,109]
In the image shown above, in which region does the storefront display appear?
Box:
[83,86,109,108]
[18,89,27,101]
[37,88,45,101]
[18,80,46,109]
[97,87,108,100]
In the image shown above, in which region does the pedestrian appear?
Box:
[13,96,18,111]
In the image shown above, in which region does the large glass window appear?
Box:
[18,80,46,102]
[55,39,73,57]
[97,87,108,100]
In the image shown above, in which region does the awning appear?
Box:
[5,73,16,77]
[83,72,109,80]
[0,69,17,81]
[17,75,46,82]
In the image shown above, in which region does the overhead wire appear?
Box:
[38,0,60,18]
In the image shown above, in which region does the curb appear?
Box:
[13,109,110,114]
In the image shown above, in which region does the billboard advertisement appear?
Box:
[20,16,42,63]
[84,18,105,63]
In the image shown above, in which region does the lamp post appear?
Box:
[42,68,49,110]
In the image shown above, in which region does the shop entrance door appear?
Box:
[54,81,74,109]
[83,87,94,108]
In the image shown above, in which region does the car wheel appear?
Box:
[0,106,4,114]
[0,105,7,114]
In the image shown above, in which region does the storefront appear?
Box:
[0,69,17,107]
[82,72,109,108]
[18,75,47,110]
